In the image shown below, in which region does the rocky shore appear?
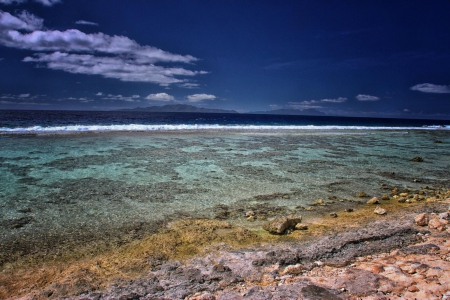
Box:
[2,191,449,299]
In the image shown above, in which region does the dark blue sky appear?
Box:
[0,0,449,118]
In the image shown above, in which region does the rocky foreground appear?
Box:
[9,199,446,300]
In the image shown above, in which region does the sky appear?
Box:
[0,0,449,118]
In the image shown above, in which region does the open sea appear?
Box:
[1,110,450,267]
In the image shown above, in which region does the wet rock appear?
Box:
[366,197,379,204]
[357,191,369,197]
[435,139,443,143]
[415,213,429,226]
[263,215,302,234]
[397,197,407,203]
[329,212,338,218]
[344,208,354,212]
[374,206,387,215]
[411,156,424,162]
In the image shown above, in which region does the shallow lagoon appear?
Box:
[1,129,450,266]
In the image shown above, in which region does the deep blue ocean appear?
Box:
[0,110,449,133]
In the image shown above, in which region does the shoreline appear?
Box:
[1,196,449,299]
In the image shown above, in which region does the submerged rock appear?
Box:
[357,191,370,197]
[263,215,302,234]
[410,156,424,162]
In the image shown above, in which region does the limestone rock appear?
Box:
[263,215,302,234]
[367,197,379,205]
[415,213,429,226]
[374,206,387,215]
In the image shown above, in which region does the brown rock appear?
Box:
[357,191,370,197]
[397,197,407,203]
[262,215,302,234]
[329,212,338,218]
[408,285,420,293]
[374,206,387,215]
[310,199,324,206]
[295,224,308,230]
[281,264,303,275]
[428,217,447,230]
[371,265,384,274]
[381,195,390,200]
[367,197,379,204]
[414,213,429,226]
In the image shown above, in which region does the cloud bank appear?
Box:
[0,10,207,86]
[410,83,450,94]
[356,94,380,101]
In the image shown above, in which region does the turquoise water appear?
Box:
[1,129,450,264]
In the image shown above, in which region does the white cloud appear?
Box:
[0,10,207,86]
[75,20,99,26]
[288,101,323,109]
[18,93,29,97]
[356,94,380,101]
[0,0,60,6]
[95,92,103,96]
[288,97,347,109]
[145,92,174,101]
[178,82,200,89]
[404,109,409,112]
[23,52,203,85]
[34,0,60,6]
[187,93,216,102]
[102,94,140,102]
[0,10,44,31]
[410,83,450,94]
[321,97,347,103]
